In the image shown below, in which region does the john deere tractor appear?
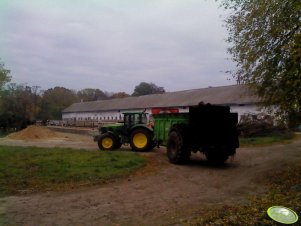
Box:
[94,103,239,165]
[94,112,155,152]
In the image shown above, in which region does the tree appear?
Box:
[0,84,40,129]
[0,60,11,129]
[39,87,79,120]
[132,82,165,96]
[221,0,301,125]
[110,92,130,99]
[0,60,11,91]
[77,88,108,102]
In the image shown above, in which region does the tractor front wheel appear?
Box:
[98,133,118,150]
[130,128,154,152]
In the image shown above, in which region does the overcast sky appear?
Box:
[0,0,235,93]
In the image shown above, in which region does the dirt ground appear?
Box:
[1,131,301,226]
[0,127,97,150]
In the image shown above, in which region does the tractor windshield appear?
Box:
[140,114,147,124]
[124,113,147,127]
[132,113,147,124]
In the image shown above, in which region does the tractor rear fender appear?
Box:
[94,131,118,142]
[129,125,154,134]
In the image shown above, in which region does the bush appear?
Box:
[238,113,287,137]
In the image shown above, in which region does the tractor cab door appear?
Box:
[123,113,147,132]
[124,114,138,133]
[124,114,132,130]
[133,113,147,125]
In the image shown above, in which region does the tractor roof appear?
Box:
[123,112,148,115]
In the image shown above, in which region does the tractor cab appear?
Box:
[123,112,148,129]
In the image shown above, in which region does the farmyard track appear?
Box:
[1,134,301,226]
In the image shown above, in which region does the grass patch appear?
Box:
[0,131,9,138]
[0,199,8,226]
[183,162,301,226]
[0,146,145,197]
[239,132,295,147]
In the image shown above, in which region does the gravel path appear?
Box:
[1,135,301,226]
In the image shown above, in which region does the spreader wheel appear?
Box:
[167,124,190,164]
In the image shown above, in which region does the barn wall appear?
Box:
[62,104,269,125]
[230,104,278,122]
[230,105,262,121]
[62,107,192,121]
[62,109,153,121]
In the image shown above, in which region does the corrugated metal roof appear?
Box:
[62,84,259,113]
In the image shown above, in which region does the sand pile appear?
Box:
[8,125,66,140]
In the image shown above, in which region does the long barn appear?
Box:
[62,84,261,125]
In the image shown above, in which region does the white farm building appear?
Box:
[62,85,261,126]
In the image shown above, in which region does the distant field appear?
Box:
[0,146,145,197]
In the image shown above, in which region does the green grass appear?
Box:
[181,162,301,226]
[0,131,9,138]
[239,132,295,147]
[0,146,145,197]
[0,199,7,226]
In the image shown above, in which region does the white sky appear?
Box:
[0,0,235,93]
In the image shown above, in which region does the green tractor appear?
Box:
[94,112,155,152]
[94,103,239,165]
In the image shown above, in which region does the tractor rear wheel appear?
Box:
[167,124,190,164]
[130,128,154,152]
[98,133,118,150]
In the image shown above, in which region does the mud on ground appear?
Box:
[0,129,300,226]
